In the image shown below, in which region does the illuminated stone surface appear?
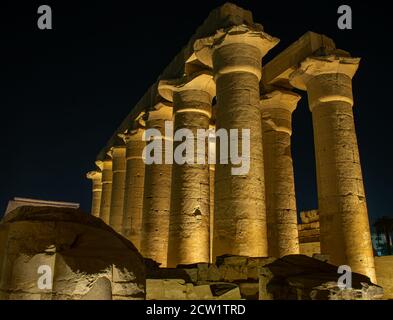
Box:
[0,206,145,300]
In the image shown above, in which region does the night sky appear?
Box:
[1,0,392,225]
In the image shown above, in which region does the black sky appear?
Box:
[1,0,392,224]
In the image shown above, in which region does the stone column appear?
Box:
[159,72,215,267]
[140,104,173,267]
[260,90,300,257]
[289,55,376,282]
[98,158,113,224]
[194,25,279,258]
[86,170,102,218]
[119,126,146,249]
[108,145,127,234]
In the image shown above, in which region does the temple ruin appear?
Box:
[86,3,376,284]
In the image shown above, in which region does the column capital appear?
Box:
[107,145,126,158]
[86,170,102,181]
[118,121,145,143]
[158,72,214,118]
[289,55,360,90]
[144,102,173,122]
[260,90,301,113]
[260,90,300,136]
[95,160,104,171]
[100,157,113,173]
[289,55,360,111]
[158,72,216,102]
[193,24,279,79]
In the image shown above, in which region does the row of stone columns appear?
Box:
[87,26,376,282]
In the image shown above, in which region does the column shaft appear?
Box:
[167,89,212,267]
[121,129,146,249]
[109,146,126,233]
[140,105,172,267]
[99,159,113,224]
[87,171,102,218]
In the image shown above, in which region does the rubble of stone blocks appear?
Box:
[145,255,276,300]
[145,254,385,300]
[298,210,321,256]
[0,206,145,300]
[259,254,384,300]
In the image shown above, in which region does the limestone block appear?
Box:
[146,279,187,300]
[214,285,241,300]
[0,206,145,300]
